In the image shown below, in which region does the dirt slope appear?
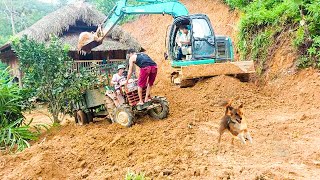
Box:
[1,0,320,179]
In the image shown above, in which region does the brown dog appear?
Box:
[218,100,252,144]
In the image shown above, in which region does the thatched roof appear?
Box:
[0,2,141,52]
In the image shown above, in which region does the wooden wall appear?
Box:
[0,50,20,77]
[0,49,23,87]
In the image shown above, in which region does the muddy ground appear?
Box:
[1,0,320,179]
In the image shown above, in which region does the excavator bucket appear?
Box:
[172,60,255,87]
[77,32,102,54]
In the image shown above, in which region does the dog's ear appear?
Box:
[225,105,233,115]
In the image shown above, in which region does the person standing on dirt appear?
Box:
[126,49,157,106]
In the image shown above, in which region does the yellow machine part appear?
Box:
[78,32,103,54]
[171,61,255,87]
[180,61,255,79]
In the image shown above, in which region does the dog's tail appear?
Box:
[218,99,233,115]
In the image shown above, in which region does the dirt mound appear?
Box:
[2,73,319,179]
[1,0,320,179]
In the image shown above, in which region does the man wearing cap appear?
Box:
[126,49,157,106]
[111,64,126,106]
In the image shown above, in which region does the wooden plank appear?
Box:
[181,61,255,79]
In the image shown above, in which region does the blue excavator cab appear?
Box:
[168,14,222,65]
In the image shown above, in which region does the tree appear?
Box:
[87,0,117,13]
[0,0,58,45]
[2,0,16,35]
[12,36,96,123]
[87,0,143,24]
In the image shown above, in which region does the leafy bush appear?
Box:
[12,36,96,123]
[0,65,24,125]
[225,0,320,70]
[251,29,274,61]
[0,64,38,152]
[297,56,312,69]
[0,119,39,152]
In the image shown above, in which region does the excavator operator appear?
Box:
[176,25,191,60]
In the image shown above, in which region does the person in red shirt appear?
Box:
[126,49,157,106]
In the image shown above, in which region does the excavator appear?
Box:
[78,0,255,87]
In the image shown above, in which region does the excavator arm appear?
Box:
[78,0,188,54]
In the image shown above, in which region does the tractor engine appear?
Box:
[124,79,147,106]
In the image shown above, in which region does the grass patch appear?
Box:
[225,0,320,70]
[125,170,146,180]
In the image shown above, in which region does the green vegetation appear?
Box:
[225,0,320,71]
[12,36,96,123]
[0,0,59,45]
[89,0,141,24]
[88,0,117,12]
[225,0,252,9]
[0,118,39,152]
[125,170,146,180]
[0,63,39,152]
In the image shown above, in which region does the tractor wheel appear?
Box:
[148,98,169,119]
[114,106,134,127]
[77,110,88,125]
[87,111,94,123]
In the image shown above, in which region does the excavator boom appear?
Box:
[78,0,188,53]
